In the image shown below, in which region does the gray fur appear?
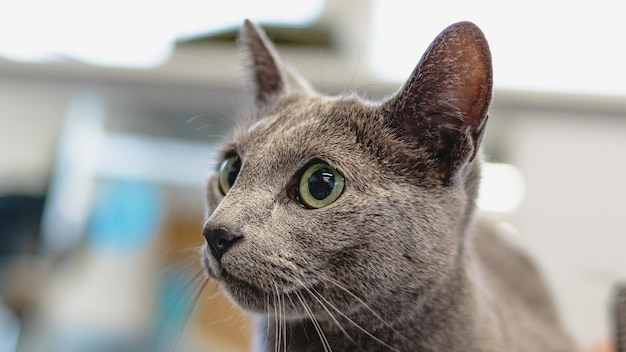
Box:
[201,20,578,351]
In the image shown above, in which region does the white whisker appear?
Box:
[310,286,399,352]
[273,286,279,352]
[264,292,271,348]
[294,290,332,352]
[294,278,365,352]
[281,289,287,352]
[317,273,413,347]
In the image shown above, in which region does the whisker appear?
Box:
[157,259,200,283]
[156,248,206,286]
[153,268,205,352]
[299,284,365,352]
[294,290,332,352]
[319,48,325,96]
[170,244,206,255]
[264,291,271,348]
[317,274,413,348]
[317,48,325,118]
[285,293,311,344]
[167,278,209,352]
[317,275,394,326]
[185,114,206,125]
[345,48,362,95]
[273,286,280,352]
[184,105,239,139]
[275,284,283,352]
[311,286,399,352]
[163,269,206,310]
[281,288,287,352]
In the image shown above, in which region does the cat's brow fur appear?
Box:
[201,20,578,351]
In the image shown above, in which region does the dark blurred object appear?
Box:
[0,194,45,351]
[0,193,45,313]
[0,194,44,258]
[614,282,626,352]
[179,23,333,48]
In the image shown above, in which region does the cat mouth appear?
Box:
[201,253,230,282]
[201,245,262,289]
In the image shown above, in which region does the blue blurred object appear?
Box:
[0,301,19,352]
[156,269,189,350]
[88,180,161,251]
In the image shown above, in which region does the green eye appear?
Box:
[298,162,345,209]
[218,155,241,195]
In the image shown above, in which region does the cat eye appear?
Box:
[297,162,345,209]
[218,155,241,195]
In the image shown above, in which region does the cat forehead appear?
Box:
[244,99,326,140]
[234,95,378,158]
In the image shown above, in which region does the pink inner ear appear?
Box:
[458,33,493,128]
[385,21,492,136]
[423,21,492,129]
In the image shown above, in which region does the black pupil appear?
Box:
[308,168,335,200]
[228,158,241,187]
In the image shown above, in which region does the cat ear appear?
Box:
[382,21,492,180]
[239,19,314,105]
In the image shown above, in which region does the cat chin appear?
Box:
[220,275,291,315]
[213,269,323,319]
[221,280,317,321]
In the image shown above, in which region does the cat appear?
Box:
[200,19,578,352]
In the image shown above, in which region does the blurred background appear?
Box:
[1,0,625,351]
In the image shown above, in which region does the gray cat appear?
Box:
[201,20,578,352]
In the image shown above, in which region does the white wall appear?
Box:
[0,79,71,193]
[503,107,626,350]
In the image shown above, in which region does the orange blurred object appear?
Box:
[593,339,615,352]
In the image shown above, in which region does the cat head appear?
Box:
[202,20,492,323]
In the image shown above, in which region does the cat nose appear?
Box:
[203,226,241,260]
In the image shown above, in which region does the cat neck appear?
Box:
[258,250,483,352]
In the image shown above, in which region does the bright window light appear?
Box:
[478,163,525,213]
[0,0,324,68]
[369,0,626,96]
